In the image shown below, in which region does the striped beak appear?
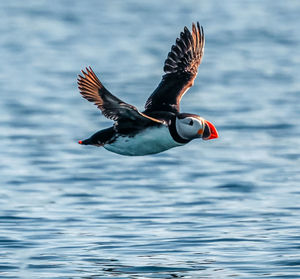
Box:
[202,120,218,140]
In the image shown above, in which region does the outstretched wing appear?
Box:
[78,67,164,124]
[144,22,205,113]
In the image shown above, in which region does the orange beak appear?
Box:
[203,120,218,140]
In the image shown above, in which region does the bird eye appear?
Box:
[188,119,193,125]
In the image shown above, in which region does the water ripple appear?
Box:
[1,0,300,278]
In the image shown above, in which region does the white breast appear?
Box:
[104,125,184,156]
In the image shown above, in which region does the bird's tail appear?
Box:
[78,127,115,147]
[78,138,93,145]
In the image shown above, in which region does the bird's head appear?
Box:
[175,114,218,141]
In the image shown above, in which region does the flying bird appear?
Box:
[77,22,218,156]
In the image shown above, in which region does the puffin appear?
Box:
[77,22,218,156]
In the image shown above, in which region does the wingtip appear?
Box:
[78,140,83,144]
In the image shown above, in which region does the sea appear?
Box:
[0,0,300,278]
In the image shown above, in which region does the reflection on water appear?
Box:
[1,0,300,278]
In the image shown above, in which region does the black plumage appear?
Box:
[144,22,205,113]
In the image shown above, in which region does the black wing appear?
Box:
[144,22,205,113]
[78,67,164,124]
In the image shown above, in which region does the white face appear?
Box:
[175,116,204,140]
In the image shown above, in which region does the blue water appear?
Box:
[1,1,300,278]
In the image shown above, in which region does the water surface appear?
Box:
[0,1,300,278]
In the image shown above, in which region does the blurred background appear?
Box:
[0,0,299,278]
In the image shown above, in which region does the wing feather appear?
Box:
[144,22,205,113]
[78,67,164,124]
